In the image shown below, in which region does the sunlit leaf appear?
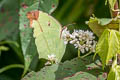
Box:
[87,17,119,37]
[95,29,119,68]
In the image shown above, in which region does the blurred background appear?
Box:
[53,0,110,25]
[0,0,110,80]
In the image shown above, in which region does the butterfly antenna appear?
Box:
[64,23,76,27]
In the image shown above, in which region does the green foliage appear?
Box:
[63,71,106,80]
[87,11,120,80]
[87,17,119,37]
[39,0,58,14]
[95,29,120,68]
[0,0,118,80]
[32,11,66,62]
[0,0,19,41]
[22,56,107,80]
[19,0,39,76]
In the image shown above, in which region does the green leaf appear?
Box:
[39,0,58,14]
[21,0,58,14]
[97,18,112,26]
[63,71,106,80]
[19,1,39,76]
[95,29,119,68]
[32,11,66,62]
[22,56,106,80]
[0,0,19,41]
[107,57,120,80]
[87,17,119,37]
[107,30,119,60]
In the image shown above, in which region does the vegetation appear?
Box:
[0,0,120,80]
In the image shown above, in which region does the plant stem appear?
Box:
[0,50,1,56]
[118,0,120,32]
[119,0,120,9]
[111,1,119,18]
[119,19,120,32]
[78,49,80,58]
[0,40,19,47]
[51,60,54,65]
[0,40,24,63]
[81,51,92,58]
[0,64,24,74]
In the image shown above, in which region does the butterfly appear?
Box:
[26,10,66,62]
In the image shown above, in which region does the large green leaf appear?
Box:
[87,17,119,37]
[19,1,39,76]
[22,56,107,80]
[0,0,19,41]
[95,29,120,68]
[32,11,66,62]
[20,0,58,14]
